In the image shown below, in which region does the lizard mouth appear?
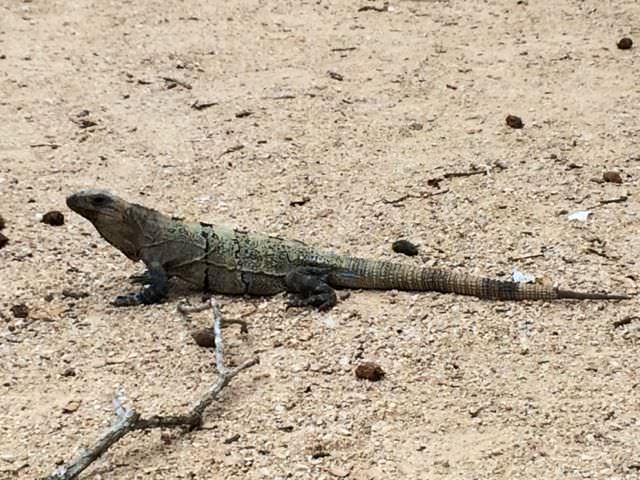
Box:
[66,191,120,222]
[66,194,97,220]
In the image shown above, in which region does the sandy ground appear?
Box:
[1,0,640,478]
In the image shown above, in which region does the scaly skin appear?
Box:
[66,190,630,309]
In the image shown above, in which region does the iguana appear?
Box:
[66,190,630,309]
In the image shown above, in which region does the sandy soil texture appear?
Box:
[1,0,639,478]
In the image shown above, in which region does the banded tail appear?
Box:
[328,257,629,301]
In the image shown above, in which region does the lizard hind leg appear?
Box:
[285,266,337,311]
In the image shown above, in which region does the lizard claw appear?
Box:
[286,293,336,311]
[112,293,144,307]
[285,294,306,309]
[111,293,142,307]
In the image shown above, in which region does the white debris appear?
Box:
[567,210,592,221]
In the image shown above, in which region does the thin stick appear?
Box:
[178,299,252,333]
[612,315,638,329]
[46,299,258,480]
[212,300,225,372]
[381,188,449,205]
[160,76,192,90]
[586,195,629,210]
[508,252,545,262]
[50,406,139,480]
[443,161,506,179]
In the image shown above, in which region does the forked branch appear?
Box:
[46,299,258,480]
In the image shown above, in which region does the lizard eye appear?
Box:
[92,194,109,206]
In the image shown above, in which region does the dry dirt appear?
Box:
[1,0,640,479]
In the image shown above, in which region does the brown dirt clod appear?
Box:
[392,239,419,256]
[617,37,633,50]
[506,114,524,129]
[603,171,623,184]
[42,211,65,226]
[191,328,215,348]
[10,303,29,318]
[355,361,385,381]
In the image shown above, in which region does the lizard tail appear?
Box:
[555,289,629,300]
[328,257,629,301]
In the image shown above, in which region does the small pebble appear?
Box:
[61,367,76,377]
[62,288,89,299]
[309,444,330,459]
[327,70,344,81]
[42,211,65,226]
[427,177,443,188]
[192,328,215,348]
[224,433,241,444]
[392,239,419,256]
[337,291,351,301]
[617,37,633,50]
[70,110,98,128]
[328,466,351,478]
[61,399,81,414]
[603,171,622,184]
[505,114,524,129]
[289,196,310,207]
[355,361,385,381]
[10,304,29,318]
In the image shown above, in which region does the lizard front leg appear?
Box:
[113,263,168,307]
[128,270,153,284]
[285,266,337,311]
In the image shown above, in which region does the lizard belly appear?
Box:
[241,272,287,295]
[206,266,247,294]
[204,269,286,295]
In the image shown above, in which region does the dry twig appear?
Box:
[46,299,258,480]
[586,195,629,210]
[217,144,245,159]
[160,76,192,90]
[508,252,545,262]
[178,300,253,333]
[613,315,639,329]
[381,188,449,205]
[443,161,507,179]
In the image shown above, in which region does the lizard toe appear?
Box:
[112,293,144,307]
[285,292,337,310]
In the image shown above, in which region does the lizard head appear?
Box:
[66,189,143,261]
